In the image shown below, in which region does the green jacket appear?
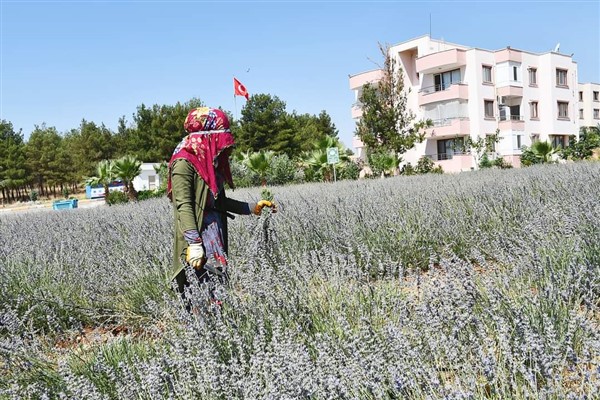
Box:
[170,159,250,281]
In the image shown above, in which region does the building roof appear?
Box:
[390,34,577,59]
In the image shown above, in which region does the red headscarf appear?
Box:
[167,107,235,200]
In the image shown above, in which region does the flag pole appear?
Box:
[234,95,238,122]
[233,76,238,122]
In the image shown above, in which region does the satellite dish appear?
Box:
[554,43,560,52]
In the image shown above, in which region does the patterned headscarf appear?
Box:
[167,107,235,200]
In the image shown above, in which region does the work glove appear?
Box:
[253,200,276,215]
[186,242,205,269]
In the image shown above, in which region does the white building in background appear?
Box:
[349,35,580,172]
[132,163,161,191]
[578,82,600,129]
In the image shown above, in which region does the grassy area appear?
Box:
[1,162,599,398]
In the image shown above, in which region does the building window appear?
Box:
[551,135,566,149]
[594,91,599,101]
[556,69,568,86]
[557,101,569,119]
[579,91,584,101]
[434,68,461,91]
[516,135,522,149]
[579,109,584,119]
[528,68,537,85]
[531,134,540,143]
[482,66,492,83]
[594,109,600,119]
[484,100,494,118]
[512,66,518,81]
[530,101,539,119]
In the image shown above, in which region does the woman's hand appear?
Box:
[186,242,205,268]
[253,200,277,215]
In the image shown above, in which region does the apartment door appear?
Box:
[499,107,506,121]
[148,175,156,190]
[437,138,465,160]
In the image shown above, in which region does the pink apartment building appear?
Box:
[349,35,580,172]
[578,82,600,129]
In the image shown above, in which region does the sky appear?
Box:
[1,0,599,150]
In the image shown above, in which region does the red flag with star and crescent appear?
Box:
[234,77,249,100]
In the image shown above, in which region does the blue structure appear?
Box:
[85,182,125,199]
[52,199,78,210]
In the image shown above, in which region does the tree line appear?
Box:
[0,95,342,203]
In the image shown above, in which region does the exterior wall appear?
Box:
[578,82,600,128]
[349,35,581,171]
[533,53,579,142]
[133,163,161,191]
[468,49,497,151]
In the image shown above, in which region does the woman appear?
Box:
[168,107,275,296]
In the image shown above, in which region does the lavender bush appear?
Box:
[1,162,599,399]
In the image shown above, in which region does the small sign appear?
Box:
[327,147,339,164]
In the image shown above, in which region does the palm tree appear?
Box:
[313,136,348,158]
[371,151,399,177]
[301,136,350,182]
[531,141,556,164]
[302,149,332,181]
[113,156,142,201]
[244,150,274,186]
[85,159,116,200]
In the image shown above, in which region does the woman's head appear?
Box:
[184,107,230,133]
[167,106,236,200]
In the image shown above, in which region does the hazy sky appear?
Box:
[2,0,599,149]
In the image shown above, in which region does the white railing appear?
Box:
[429,117,469,127]
[425,151,466,161]
[499,115,524,121]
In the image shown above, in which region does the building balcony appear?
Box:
[425,117,470,138]
[416,48,467,74]
[494,48,522,63]
[351,102,363,119]
[425,152,473,173]
[419,82,469,106]
[498,115,525,131]
[497,85,523,98]
[349,69,384,90]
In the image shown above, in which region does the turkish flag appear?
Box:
[234,78,249,100]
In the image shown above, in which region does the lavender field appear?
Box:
[1,163,599,399]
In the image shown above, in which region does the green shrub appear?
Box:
[137,190,164,201]
[520,147,538,166]
[267,154,299,185]
[338,161,360,180]
[154,161,168,191]
[415,156,443,174]
[29,190,38,202]
[230,157,260,188]
[106,190,128,205]
[400,162,416,176]
[479,153,493,169]
[493,156,513,169]
[368,151,398,176]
